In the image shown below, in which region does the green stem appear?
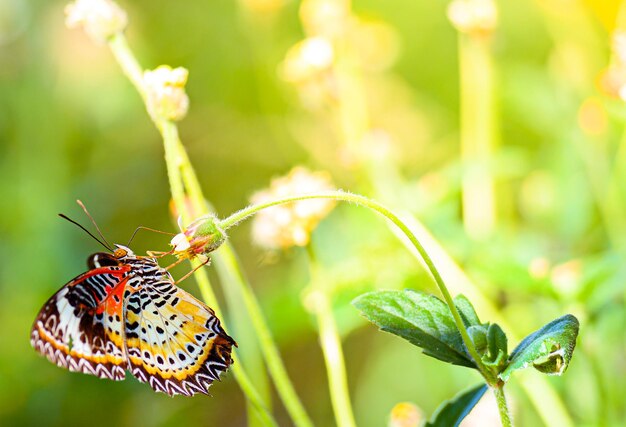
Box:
[172,116,313,426]
[106,31,277,427]
[160,121,190,223]
[191,263,275,427]
[219,191,494,383]
[164,99,305,426]
[459,32,497,240]
[216,244,314,427]
[108,34,147,100]
[306,245,356,427]
[493,385,513,427]
[230,356,278,427]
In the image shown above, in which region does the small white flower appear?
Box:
[170,232,191,252]
[65,0,127,44]
[251,167,336,249]
[281,37,335,83]
[143,65,190,121]
[447,0,497,35]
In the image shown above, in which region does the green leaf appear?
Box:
[483,323,508,369]
[499,314,579,382]
[467,325,488,355]
[424,383,488,427]
[353,290,476,368]
[453,294,481,327]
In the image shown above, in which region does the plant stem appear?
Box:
[106,32,278,426]
[306,244,357,427]
[219,191,495,383]
[108,34,146,100]
[216,244,314,427]
[230,356,278,427]
[128,46,310,424]
[493,384,513,427]
[459,32,497,240]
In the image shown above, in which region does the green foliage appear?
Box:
[354,289,580,425]
[500,315,580,382]
[0,0,621,425]
[354,290,580,382]
[353,290,476,368]
[424,383,488,427]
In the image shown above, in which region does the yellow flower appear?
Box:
[65,0,127,44]
[143,65,190,121]
[389,402,422,427]
[447,0,498,36]
[251,167,336,249]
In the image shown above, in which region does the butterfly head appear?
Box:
[113,244,135,259]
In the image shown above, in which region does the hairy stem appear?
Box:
[111,34,311,424]
[306,244,356,427]
[219,191,495,383]
[493,385,513,427]
[106,31,277,426]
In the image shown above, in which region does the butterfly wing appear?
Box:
[123,279,235,396]
[30,266,131,380]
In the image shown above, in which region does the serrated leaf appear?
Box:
[353,290,475,368]
[424,383,488,427]
[453,295,481,327]
[499,314,579,382]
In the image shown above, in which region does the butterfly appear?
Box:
[30,244,236,396]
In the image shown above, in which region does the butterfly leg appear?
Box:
[146,249,174,259]
[175,257,211,284]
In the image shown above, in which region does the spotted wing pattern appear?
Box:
[31,246,235,396]
[124,278,235,396]
[30,266,131,380]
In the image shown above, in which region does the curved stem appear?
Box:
[306,244,357,427]
[493,385,513,427]
[219,191,494,383]
[106,31,278,426]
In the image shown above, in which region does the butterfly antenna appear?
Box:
[75,200,114,250]
[127,226,176,247]
[59,213,113,252]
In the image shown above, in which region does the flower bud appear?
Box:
[389,402,422,427]
[143,65,190,121]
[65,0,128,44]
[171,214,226,259]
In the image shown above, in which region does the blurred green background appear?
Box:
[1,0,625,426]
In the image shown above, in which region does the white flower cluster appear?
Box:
[281,37,334,83]
[143,65,190,121]
[65,0,127,44]
[251,167,336,249]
